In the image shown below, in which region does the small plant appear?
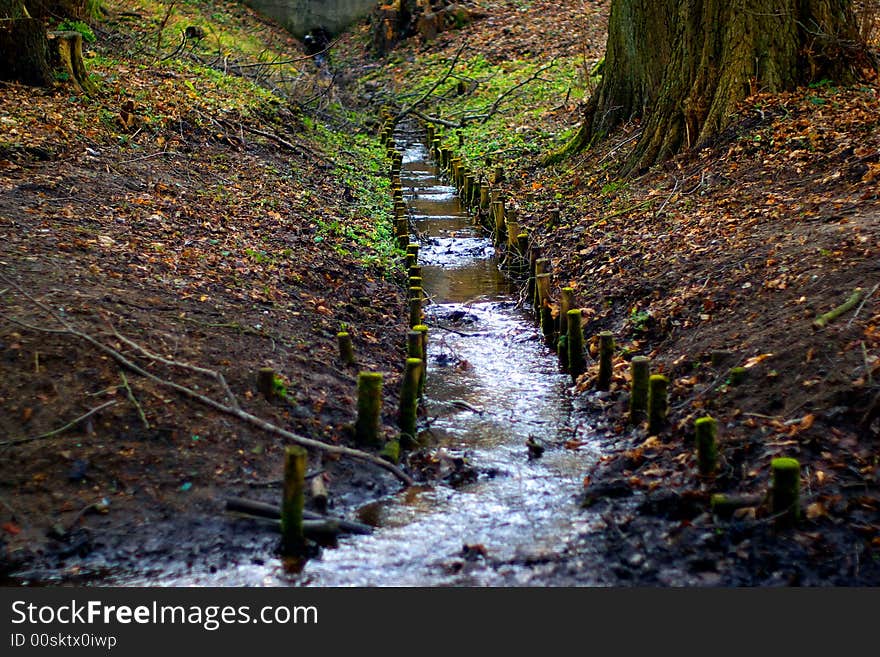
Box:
[58,20,97,43]
[272,374,289,400]
[629,308,651,333]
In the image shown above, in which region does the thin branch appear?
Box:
[110,328,240,410]
[119,370,150,429]
[0,400,118,447]
[480,61,556,124]
[396,41,469,122]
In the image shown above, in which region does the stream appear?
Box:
[113,122,604,587]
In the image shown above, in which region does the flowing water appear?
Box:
[112,123,604,587]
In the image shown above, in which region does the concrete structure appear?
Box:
[244,0,378,38]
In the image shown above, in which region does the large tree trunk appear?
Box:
[575,0,871,173]
[0,1,52,86]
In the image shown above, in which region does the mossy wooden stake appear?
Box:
[695,416,718,476]
[598,331,615,391]
[492,200,505,246]
[409,265,422,280]
[557,334,569,371]
[409,297,423,328]
[355,372,383,447]
[516,233,529,276]
[527,246,543,309]
[409,277,423,294]
[771,457,801,525]
[409,286,423,302]
[629,356,650,424]
[413,324,428,396]
[281,445,307,554]
[648,375,669,435]
[480,184,490,210]
[729,366,747,386]
[533,258,549,318]
[257,367,276,400]
[399,357,422,450]
[406,244,419,260]
[567,309,586,382]
[559,287,574,334]
[337,332,356,366]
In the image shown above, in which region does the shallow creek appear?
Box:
[118,123,605,586]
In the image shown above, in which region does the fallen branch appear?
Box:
[479,61,555,125]
[0,400,118,447]
[813,287,864,329]
[224,496,373,535]
[111,328,240,410]
[0,274,413,486]
[396,41,468,122]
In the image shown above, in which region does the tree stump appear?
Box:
[48,30,96,94]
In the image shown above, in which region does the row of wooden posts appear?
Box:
[273,113,802,552]
[409,118,802,526]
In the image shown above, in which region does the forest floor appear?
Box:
[2,0,879,585]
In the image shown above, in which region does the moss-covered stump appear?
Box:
[281,445,307,555]
[695,416,718,476]
[597,331,614,391]
[771,457,801,525]
[398,357,422,450]
[629,356,650,424]
[337,331,356,366]
[647,374,669,435]
[355,372,383,447]
[567,309,586,382]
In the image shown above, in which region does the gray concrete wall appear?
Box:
[244,0,378,38]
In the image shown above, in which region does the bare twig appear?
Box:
[119,370,150,429]
[0,400,118,447]
[847,282,879,327]
[111,329,240,410]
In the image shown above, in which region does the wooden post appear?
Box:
[598,331,614,391]
[516,233,529,277]
[355,372,383,447]
[409,297,423,328]
[480,184,490,210]
[281,445,307,554]
[695,416,718,476]
[567,309,586,382]
[559,287,574,334]
[536,273,554,347]
[527,246,543,310]
[257,367,275,400]
[409,265,422,280]
[629,356,650,424]
[337,332,356,365]
[771,457,801,525]
[492,200,505,246]
[399,357,422,450]
[648,375,669,435]
[413,324,428,396]
[533,258,549,319]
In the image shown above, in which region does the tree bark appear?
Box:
[0,1,52,86]
[574,0,871,173]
